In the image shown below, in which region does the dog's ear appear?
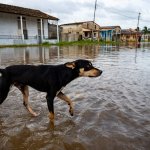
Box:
[65,62,76,69]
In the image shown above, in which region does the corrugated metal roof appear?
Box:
[0,3,59,20]
[121,29,141,35]
[60,21,100,28]
[100,26,121,29]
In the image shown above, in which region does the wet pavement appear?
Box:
[0,43,150,150]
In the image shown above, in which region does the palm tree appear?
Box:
[142,26,150,34]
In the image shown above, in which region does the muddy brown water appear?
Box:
[0,44,150,150]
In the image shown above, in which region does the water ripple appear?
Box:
[0,44,150,150]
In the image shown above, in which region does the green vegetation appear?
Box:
[142,26,150,34]
[56,40,120,46]
[0,44,39,48]
[0,40,121,48]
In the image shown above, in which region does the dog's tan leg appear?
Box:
[15,84,38,116]
[22,86,39,116]
[57,92,74,116]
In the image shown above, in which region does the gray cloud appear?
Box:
[0,0,149,28]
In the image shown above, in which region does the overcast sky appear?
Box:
[0,0,150,29]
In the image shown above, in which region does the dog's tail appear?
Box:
[0,69,11,104]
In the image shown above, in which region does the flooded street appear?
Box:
[0,44,150,150]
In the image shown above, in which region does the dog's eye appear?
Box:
[85,64,93,71]
[89,62,92,66]
[87,63,92,68]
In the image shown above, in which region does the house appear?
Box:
[121,29,141,42]
[141,33,150,42]
[60,21,100,42]
[48,22,62,40]
[100,26,121,42]
[0,3,59,45]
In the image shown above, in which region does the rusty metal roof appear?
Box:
[60,21,100,27]
[121,29,141,35]
[100,26,121,30]
[0,3,59,20]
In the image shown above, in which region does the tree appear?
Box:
[142,26,150,34]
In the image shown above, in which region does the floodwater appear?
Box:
[0,43,150,150]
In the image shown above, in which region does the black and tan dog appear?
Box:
[0,59,102,122]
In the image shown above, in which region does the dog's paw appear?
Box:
[33,112,40,117]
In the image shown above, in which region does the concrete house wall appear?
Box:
[100,26,121,42]
[60,21,100,42]
[0,3,59,45]
[0,12,53,45]
[141,33,150,42]
[121,29,141,42]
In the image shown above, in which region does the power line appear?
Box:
[140,18,150,23]
[97,5,150,23]
[108,9,137,20]
[102,8,150,23]
[107,7,139,14]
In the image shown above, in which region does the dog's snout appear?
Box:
[99,70,103,75]
[97,69,102,76]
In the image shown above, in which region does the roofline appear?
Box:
[0,3,59,20]
[60,21,100,27]
[100,26,121,29]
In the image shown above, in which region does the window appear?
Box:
[22,17,27,39]
[37,19,41,30]
[17,17,21,29]
[22,17,27,29]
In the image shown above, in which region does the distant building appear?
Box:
[60,21,100,42]
[100,26,121,42]
[0,3,59,45]
[121,29,141,42]
[48,23,62,40]
[141,33,150,42]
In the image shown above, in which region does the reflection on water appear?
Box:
[0,45,102,66]
[0,43,150,150]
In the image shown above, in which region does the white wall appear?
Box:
[43,19,48,38]
[26,16,38,38]
[0,12,54,45]
[0,13,18,36]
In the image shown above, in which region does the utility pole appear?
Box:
[137,12,141,31]
[93,0,97,22]
[136,12,141,44]
[92,0,97,40]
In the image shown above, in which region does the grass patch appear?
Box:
[0,44,39,48]
[55,40,120,46]
[0,40,121,48]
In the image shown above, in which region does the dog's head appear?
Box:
[65,59,102,77]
